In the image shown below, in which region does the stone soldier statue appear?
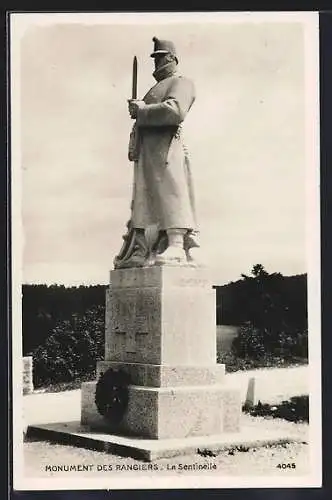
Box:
[114,37,200,269]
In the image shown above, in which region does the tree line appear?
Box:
[215,264,307,331]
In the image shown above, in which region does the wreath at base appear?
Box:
[95,368,131,426]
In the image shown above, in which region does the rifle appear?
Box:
[113,56,139,268]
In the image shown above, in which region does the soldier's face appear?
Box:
[154,54,167,70]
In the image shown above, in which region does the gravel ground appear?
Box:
[24,415,309,478]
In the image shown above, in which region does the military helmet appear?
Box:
[150,36,178,62]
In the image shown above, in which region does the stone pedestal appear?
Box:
[23,356,33,395]
[105,266,217,365]
[81,266,241,440]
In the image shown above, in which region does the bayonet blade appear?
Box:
[132,56,137,99]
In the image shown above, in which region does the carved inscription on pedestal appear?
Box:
[110,288,159,359]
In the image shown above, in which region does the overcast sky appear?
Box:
[12,13,319,286]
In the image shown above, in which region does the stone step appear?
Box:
[96,361,225,387]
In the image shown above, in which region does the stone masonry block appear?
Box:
[96,360,225,388]
[81,381,241,439]
[105,267,216,365]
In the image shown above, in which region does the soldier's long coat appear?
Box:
[130,72,197,231]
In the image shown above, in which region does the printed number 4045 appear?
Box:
[277,463,296,469]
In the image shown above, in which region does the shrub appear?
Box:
[243,395,309,423]
[22,284,107,355]
[32,305,105,388]
[231,322,266,359]
[231,321,308,362]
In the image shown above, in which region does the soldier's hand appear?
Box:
[128,99,144,119]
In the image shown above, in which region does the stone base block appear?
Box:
[27,421,305,462]
[81,381,241,439]
[96,361,226,388]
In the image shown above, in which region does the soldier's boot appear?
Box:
[145,230,168,266]
[155,229,187,265]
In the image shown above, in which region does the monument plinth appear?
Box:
[81,266,241,440]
